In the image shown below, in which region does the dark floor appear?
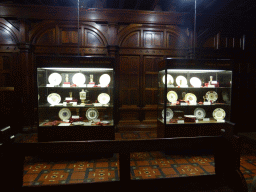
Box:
[14,131,256,191]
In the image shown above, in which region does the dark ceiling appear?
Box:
[1,0,256,31]
[1,0,255,14]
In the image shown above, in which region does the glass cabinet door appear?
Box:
[158,69,232,124]
[37,67,114,127]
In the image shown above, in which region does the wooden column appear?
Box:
[18,19,35,130]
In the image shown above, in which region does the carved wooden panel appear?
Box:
[85,30,104,47]
[0,55,12,87]
[37,28,56,45]
[144,31,163,47]
[119,56,140,106]
[120,31,140,47]
[61,29,78,44]
[143,56,162,106]
[0,28,16,44]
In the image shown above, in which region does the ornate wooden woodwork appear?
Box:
[0,4,249,131]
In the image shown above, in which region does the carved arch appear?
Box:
[0,18,20,44]
[117,24,189,49]
[30,21,108,46]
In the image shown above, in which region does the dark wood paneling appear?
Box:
[0,4,188,25]
[37,28,56,45]
[120,31,140,47]
[144,31,163,48]
[119,56,140,106]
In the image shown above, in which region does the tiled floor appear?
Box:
[16,131,256,190]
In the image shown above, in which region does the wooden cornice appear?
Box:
[0,4,190,26]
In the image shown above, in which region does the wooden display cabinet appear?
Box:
[36,56,117,142]
[157,58,235,138]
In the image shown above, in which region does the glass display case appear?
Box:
[157,58,234,138]
[36,56,116,142]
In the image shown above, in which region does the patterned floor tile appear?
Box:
[70,171,86,180]
[37,170,70,185]
[68,161,93,171]
[132,166,162,179]
[150,158,175,167]
[24,163,51,174]
[18,131,256,188]
[87,168,117,182]
[175,164,205,176]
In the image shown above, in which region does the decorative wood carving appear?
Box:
[120,31,140,47]
[36,28,56,45]
[0,18,20,43]
[61,29,78,44]
[86,30,105,46]
[144,31,163,47]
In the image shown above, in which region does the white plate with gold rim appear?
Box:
[72,73,86,86]
[162,74,174,85]
[205,91,218,102]
[167,91,178,103]
[86,108,99,121]
[194,108,206,120]
[47,93,61,105]
[190,77,201,87]
[176,75,187,87]
[212,108,226,120]
[99,74,111,87]
[48,73,62,85]
[184,93,197,103]
[97,93,110,104]
[58,108,71,120]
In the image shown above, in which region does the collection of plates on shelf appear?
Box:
[46,92,110,106]
[167,90,226,104]
[162,74,221,87]
[58,107,105,123]
[48,73,111,87]
[162,107,226,121]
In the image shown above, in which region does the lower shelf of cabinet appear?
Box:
[38,125,115,142]
[157,120,233,138]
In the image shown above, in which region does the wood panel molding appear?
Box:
[0,18,20,44]
[0,4,189,25]
[30,21,108,47]
[118,24,190,50]
[34,46,107,55]
[119,48,187,56]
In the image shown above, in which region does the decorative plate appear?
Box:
[212,108,226,120]
[184,93,197,103]
[194,108,206,119]
[99,74,111,87]
[162,74,174,85]
[86,108,99,121]
[205,91,218,102]
[167,91,178,103]
[190,77,201,87]
[176,75,187,87]
[72,73,86,86]
[58,108,71,120]
[47,93,61,105]
[162,108,173,119]
[38,94,40,100]
[97,93,110,104]
[48,73,62,85]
